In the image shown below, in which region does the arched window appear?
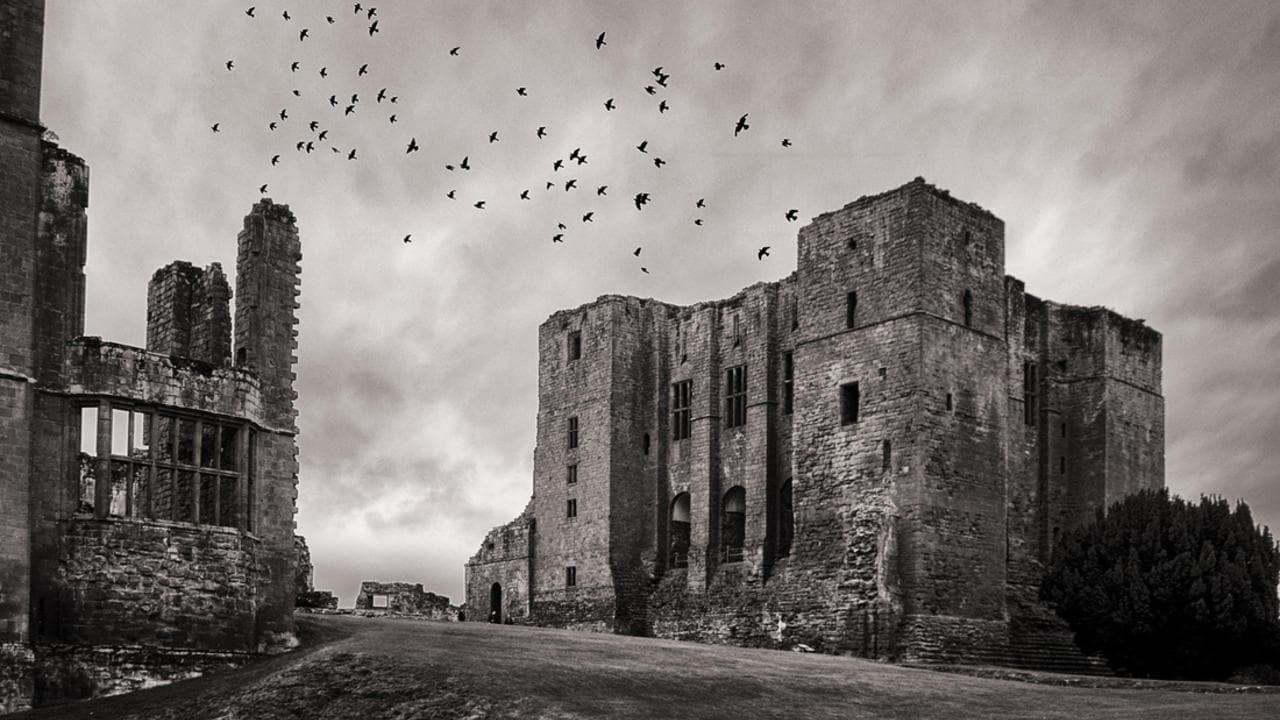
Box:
[777,479,793,558]
[670,493,691,569]
[963,289,973,328]
[722,486,746,562]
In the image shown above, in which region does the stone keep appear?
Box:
[0,2,303,710]
[467,178,1164,664]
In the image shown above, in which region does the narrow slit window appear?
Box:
[643,433,651,455]
[783,352,794,415]
[882,439,891,471]
[846,291,858,329]
[1023,361,1038,426]
[732,313,742,346]
[568,416,579,448]
[568,330,582,361]
[565,566,577,588]
[567,463,578,484]
[566,498,578,518]
[946,393,953,411]
[840,382,860,425]
[963,289,973,328]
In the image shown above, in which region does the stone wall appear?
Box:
[146,261,232,366]
[32,643,252,707]
[354,582,455,620]
[465,511,533,623]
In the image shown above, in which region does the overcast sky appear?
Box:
[40,1,1280,605]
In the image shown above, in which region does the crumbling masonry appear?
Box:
[1,2,303,711]
[466,177,1163,669]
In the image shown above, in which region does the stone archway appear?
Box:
[489,582,502,623]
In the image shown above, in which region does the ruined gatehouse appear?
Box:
[466,177,1164,668]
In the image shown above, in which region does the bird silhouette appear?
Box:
[695,218,703,226]
[305,141,314,153]
[604,98,615,111]
[377,88,386,102]
[269,121,278,130]
[634,247,642,256]
[644,85,656,95]
[279,108,288,120]
[332,146,341,153]
[354,3,362,13]
[245,7,255,17]
[259,183,268,193]
[758,246,771,259]
[271,154,280,166]
[714,62,725,70]
[447,189,457,199]
[389,114,397,123]
[327,15,334,23]
[211,122,220,133]
[329,94,338,106]
[785,209,798,221]
[654,157,666,168]
[696,198,705,208]
[460,156,470,170]
[537,126,547,138]
[597,185,607,196]
[368,20,379,35]
[403,234,412,243]
[320,66,328,77]
[656,73,669,87]
[292,89,301,97]
[348,148,358,160]
[636,140,648,153]
[558,222,567,230]
[358,64,368,76]
[641,267,650,274]
[474,200,486,209]
[569,147,581,160]
[282,10,290,20]
[553,159,564,171]
[634,193,650,210]
[520,189,530,200]
[552,234,564,243]
[225,60,234,71]
[596,31,607,49]
[565,179,578,191]
[406,138,419,153]
[517,87,527,96]
[299,28,309,41]
[652,66,663,75]
[658,100,668,113]
[450,46,460,56]
[546,181,555,190]
[781,138,792,147]
[368,6,377,18]
[318,129,328,140]
[295,141,304,151]
[344,105,355,116]
[309,120,319,131]
[488,131,499,143]
[351,93,359,104]
[735,114,749,136]
[576,154,587,166]
[582,212,594,223]
[290,61,299,72]
[390,95,398,103]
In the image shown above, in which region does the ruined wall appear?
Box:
[354,582,454,619]
[465,511,533,623]
[294,535,313,594]
[146,262,232,366]
[32,643,251,707]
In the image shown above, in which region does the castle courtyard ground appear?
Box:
[15,615,1278,719]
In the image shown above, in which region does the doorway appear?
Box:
[489,582,502,623]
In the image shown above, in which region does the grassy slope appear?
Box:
[13,616,1279,720]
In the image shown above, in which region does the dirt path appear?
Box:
[14,615,1280,719]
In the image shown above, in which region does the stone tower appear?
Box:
[146,261,232,366]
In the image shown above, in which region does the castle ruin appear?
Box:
[466,177,1164,667]
[1,2,302,710]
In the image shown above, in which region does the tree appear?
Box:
[1041,488,1280,679]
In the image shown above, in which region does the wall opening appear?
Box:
[840,382,860,425]
[783,352,794,415]
[946,392,953,411]
[963,289,973,328]
[670,493,691,569]
[371,594,389,609]
[846,291,858,329]
[489,583,502,623]
[777,479,793,558]
[721,486,746,562]
[643,432,651,455]
[1023,361,1038,426]
[567,330,582,361]
[567,415,579,448]
[882,439,891,472]
[672,380,692,440]
[565,566,577,588]
[724,365,747,428]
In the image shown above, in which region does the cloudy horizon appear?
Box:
[39,0,1280,605]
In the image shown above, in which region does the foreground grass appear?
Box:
[15,615,1280,719]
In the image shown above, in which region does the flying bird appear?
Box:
[489,131,499,143]
[595,31,607,49]
[785,209,798,221]
[295,141,305,151]
[656,73,669,87]
[781,138,792,147]
[520,189,530,200]
[546,181,555,190]
[734,114,749,136]
[652,66,663,75]
[351,93,359,104]
[552,234,564,243]
[582,212,594,223]
[636,140,648,153]
[406,138,419,153]
[569,147,581,160]
[459,156,471,170]
[564,179,578,191]
[305,141,314,153]
[327,15,334,23]
[658,100,668,113]
[388,114,397,123]
[446,164,455,171]
[450,46,460,56]
[603,98,615,111]
[329,94,338,106]
[641,267,650,274]
[245,7,255,17]
[403,234,412,244]
[309,120,319,131]
[359,64,368,75]
[290,61,299,72]
[348,148,358,160]
[299,28,309,41]
[644,85,656,95]
[390,96,398,103]
[536,126,547,138]
[210,122,220,133]
[695,218,703,226]
[368,7,377,19]
[282,10,290,20]
[279,108,288,120]
[377,88,387,102]
[320,66,328,77]
[259,183,268,193]
[634,193,650,210]
[447,190,456,199]
[714,62,725,70]
[270,154,280,166]
[474,201,486,209]
[758,247,771,260]
[292,89,301,97]
[576,154,587,166]
[269,121,278,130]
[517,87,527,96]
[696,198,705,208]
[344,105,355,116]
[353,3,362,13]
[654,157,666,168]
[634,247,642,256]
[225,60,234,71]
[553,159,564,171]
[597,185,607,196]
[318,129,328,140]
[368,20,379,35]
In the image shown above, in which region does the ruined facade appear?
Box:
[1,3,302,710]
[466,177,1163,666]
[354,582,455,620]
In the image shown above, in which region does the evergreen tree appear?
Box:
[1041,488,1280,679]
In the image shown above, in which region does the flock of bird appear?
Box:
[215,4,800,273]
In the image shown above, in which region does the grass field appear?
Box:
[13,615,1279,719]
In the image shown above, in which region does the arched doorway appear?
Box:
[489,582,502,623]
